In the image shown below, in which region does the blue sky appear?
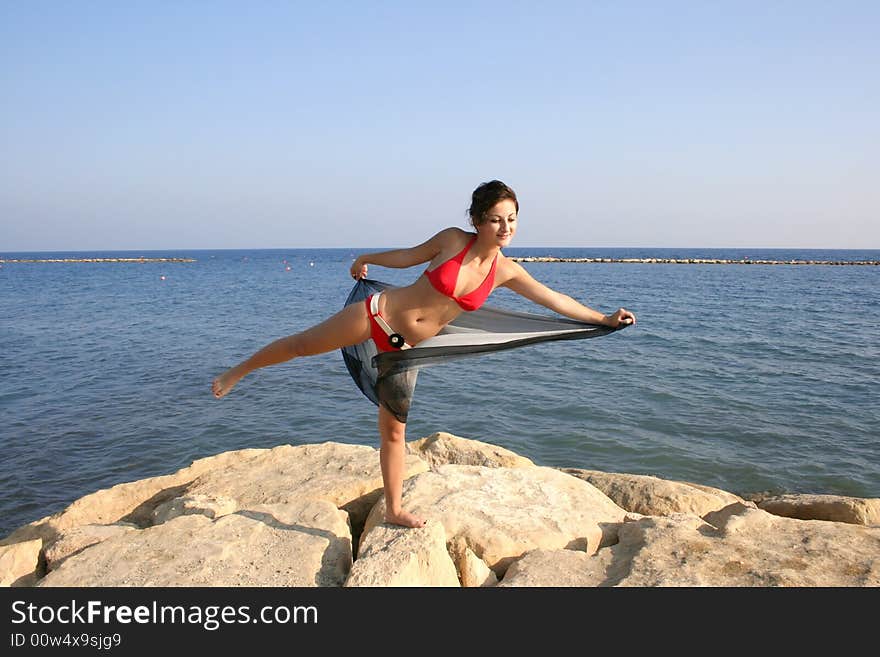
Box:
[2,1,878,250]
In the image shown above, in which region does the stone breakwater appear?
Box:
[0,258,195,263]
[1,432,878,587]
[510,257,880,266]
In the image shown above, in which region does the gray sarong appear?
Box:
[340,278,623,422]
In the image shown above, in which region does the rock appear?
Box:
[407,432,535,469]
[345,521,459,587]
[44,523,138,571]
[152,494,239,524]
[6,442,429,587]
[1,448,267,548]
[498,549,599,587]
[362,465,626,576]
[7,441,428,577]
[755,494,880,526]
[571,503,880,586]
[179,442,428,531]
[39,499,352,587]
[559,468,743,517]
[7,434,878,589]
[0,539,43,587]
[449,537,497,587]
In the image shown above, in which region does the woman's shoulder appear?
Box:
[437,226,474,238]
[431,227,475,247]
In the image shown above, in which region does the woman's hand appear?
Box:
[604,308,636,328]
[350,257,368,280]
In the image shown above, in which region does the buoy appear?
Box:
[285,266,291,272]
[309,261,314,267]
[160,275,166,281]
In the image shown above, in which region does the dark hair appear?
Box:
[467,180,518,227]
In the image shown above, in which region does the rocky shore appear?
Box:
[0,257,195,263]
[1,433,878,587]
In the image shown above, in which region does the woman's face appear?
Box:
[477,199,517,248]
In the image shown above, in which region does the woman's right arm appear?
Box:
[350,228,459,279]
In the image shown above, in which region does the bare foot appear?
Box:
[212,368,243,399]
[384,510,427,528]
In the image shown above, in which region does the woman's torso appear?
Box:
[376,232,508,345]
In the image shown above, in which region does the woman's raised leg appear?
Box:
[212,301,371,398]
[378,404,426,528]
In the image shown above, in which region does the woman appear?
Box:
[212,180,635,528]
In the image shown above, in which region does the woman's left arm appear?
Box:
[500,261,636,328]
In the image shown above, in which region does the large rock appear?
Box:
[530,503,880,587]
[407,432,535,469]
[756,494,880,526]
[345,521,459,587]
[362,465,626,575]
[0,539,43,587]
[6,442,430,587]
[178,442,428,529]
[39,499,352,587]
[560,469,743,517]
[3,442,427,555]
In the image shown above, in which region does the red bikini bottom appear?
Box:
[365,292,412,353]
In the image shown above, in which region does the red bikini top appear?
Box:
[424,235,498,311]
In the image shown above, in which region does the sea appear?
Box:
[1,247,878,539]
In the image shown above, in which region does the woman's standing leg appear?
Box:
[378,404,426,527]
